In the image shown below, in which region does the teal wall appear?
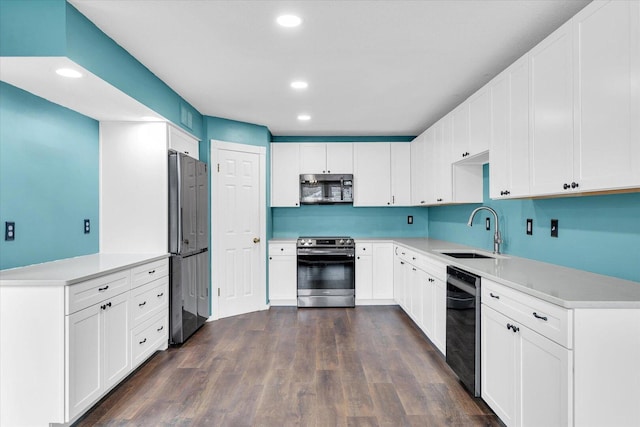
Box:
[0,0,66,56]
[0,0,203,139]
[428,164,640,282]
[0,82,99,270]
[273,205,428,238]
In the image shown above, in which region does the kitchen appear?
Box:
[1,0,639,426]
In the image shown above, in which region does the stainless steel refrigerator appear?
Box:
[168,151,210,344]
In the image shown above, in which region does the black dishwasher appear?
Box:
[445,265,481,397]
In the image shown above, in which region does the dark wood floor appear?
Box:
[76,306,500,426]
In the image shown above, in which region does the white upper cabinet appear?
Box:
[168,125,199,159]
[490,56,531,199]
[573,0,640,191]
[410,132,429,206]
[529,20,575,196]
[325,143,354,174]
[468,86,491,156]
[390,143,412,206]
[353,143,392,206]
[452,103,471,161]
[433,116,454,204]
[354,142,410,207]
[270,143,300,207]
[299,143,353,174]
[529,0,640,196]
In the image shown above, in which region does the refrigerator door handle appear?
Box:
[176,155,183,254]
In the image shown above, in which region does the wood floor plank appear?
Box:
[73,307,499,427]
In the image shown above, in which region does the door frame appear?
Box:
[210,140,267,320]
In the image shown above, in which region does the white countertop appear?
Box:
[0,253,169,287]
[270,237,640,309]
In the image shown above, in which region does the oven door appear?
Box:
[297,250,355,296]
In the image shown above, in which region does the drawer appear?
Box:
[356,243,373,255]
[131,259,169,289]
[423,256,447,281]
[269,243,296,256]
[130,276,168,328]
[131,311,167,368]
[66,270,130,314]
[482,279,573,348]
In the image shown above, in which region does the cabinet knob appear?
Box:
[269,256,272,260]
[563,183,570,190]
[327,170,331,173]
[571,182,579,189]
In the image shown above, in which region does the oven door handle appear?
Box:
[297,250,355,256]
[447,275,477,295]
[297,258,355,265]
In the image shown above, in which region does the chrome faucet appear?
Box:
[468,206,502,254]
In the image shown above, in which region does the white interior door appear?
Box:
[212,141,266,319]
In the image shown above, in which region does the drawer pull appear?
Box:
[98,285,109,292]
[139,338,147,345]
[139,301,147,307]
[533,312,548,321]
[148,269,156,274]
[400,261,405,265]
[490,293,500,299]
[157,326,164,332]
[101,302,112,310]
[412,268,417,271]
[157,292,164,298]
[412,257,416,260]
[507,323,520,333]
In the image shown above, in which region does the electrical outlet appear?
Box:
[84,219,90,234]
[5,221,15,241]
[551,219,559,238]
[526,219,533,235]
[485,217,491,230]
[407,215,413,225]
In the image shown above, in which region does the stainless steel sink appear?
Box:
[440,252,495,259]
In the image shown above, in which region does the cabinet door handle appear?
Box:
[157,292,164,298]
[490,293,500,299]
[157,326,164,332]
[533,312,548,321]
[98,285,109,292]
[139,301,147,307]
[139,338,147,345]
[148,269,156,274]
[412,268,417,271]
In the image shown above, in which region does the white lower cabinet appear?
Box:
[67,291,131,420]
[393,245,447,355]
[0,256,169,427]
[482,279,572,427]
[355,242,394,304]
[268,242,297,305]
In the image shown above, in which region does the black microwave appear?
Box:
[300,174,353,204]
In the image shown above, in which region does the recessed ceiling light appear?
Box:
[55,68,82,78]
[291,81,308,89]
[277,14,302,27]
[297,114,311,121]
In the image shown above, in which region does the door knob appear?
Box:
[253,237,261,244]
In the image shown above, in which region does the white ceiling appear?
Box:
[67,1,591,135]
